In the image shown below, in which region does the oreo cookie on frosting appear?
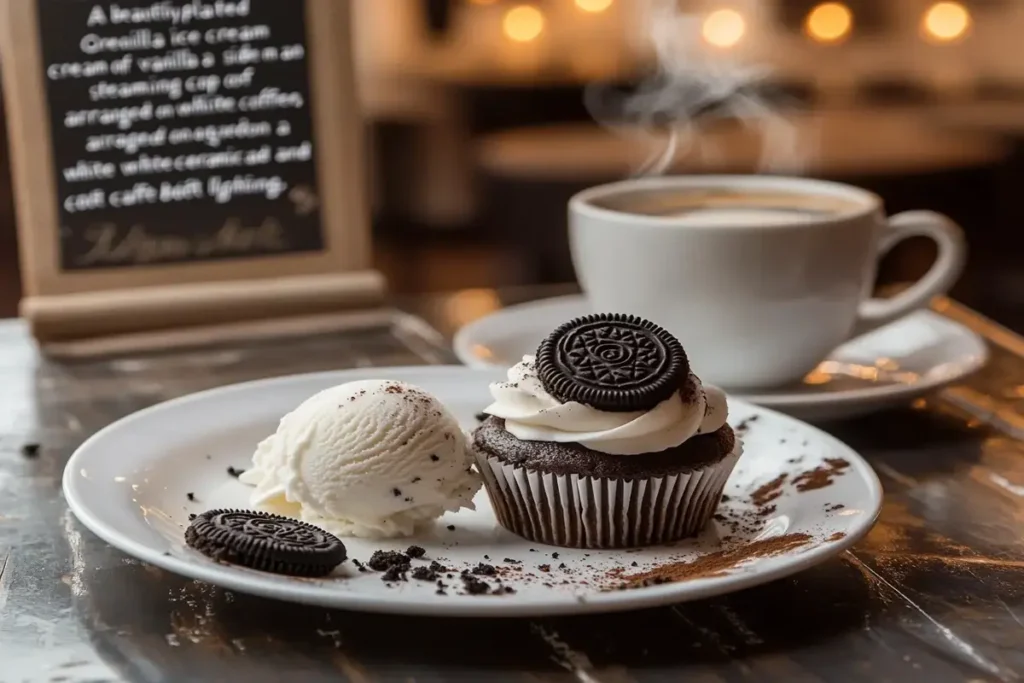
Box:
[185,509,347,577]
[536,313,687,412]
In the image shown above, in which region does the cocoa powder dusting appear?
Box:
[751,474,788,506]
[793,458,851,492]
[613,533,813,588]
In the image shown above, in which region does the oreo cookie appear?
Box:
[536,313,687,412]
[185,509,347,577]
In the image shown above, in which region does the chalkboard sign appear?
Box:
[1,0,382,348]
[38,0,325,270]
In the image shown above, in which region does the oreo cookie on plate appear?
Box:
[185,509,347,577]
[536,313,687,412]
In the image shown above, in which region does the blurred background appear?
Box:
[3,0,1024,329]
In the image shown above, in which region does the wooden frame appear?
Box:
[0,0,383,346]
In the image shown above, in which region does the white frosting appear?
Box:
[483,356,729,456]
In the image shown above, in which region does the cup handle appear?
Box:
[854,211,967,335]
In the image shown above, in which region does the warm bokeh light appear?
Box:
[922,2,971,43]
[469,0,497,4]
[804,2,853,44]
[502,5,545,42]
[702,9,746,48]
[575,0,614,13]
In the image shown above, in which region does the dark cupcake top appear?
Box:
[483,314,728,455]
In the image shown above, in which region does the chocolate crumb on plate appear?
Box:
[538,564,550,572]
[186,492,196,502]
[20,443,40,458]
[429,560,448,573]
[381,565,407,582]
[474,412,489,422]
[794,458,851,492]
[613,533,813,589]
[750,474,787,506]
[461,575,491,595]
[471,563,496,576]
[446,524,456,531]
[367,550,410,572]
[551,552,559,559]
[406,545,426,559]
[226,466,246,478]
[411,566,437,581]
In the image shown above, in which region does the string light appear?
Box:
[922,2,971,43]
[702,9,746,48]
[804,2,853,44]
[575,0,614,13]
[502,5,545,43]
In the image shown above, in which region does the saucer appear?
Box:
[63,366,880,616]
[453,295,988,422]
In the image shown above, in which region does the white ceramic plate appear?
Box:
[454,295,988,422]
[64,366,881,617]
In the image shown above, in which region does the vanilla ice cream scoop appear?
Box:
[239,379,481,538]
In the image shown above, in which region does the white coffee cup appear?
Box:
[569,175,966,389]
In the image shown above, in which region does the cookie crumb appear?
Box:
[411,566,437,581]
[392,488,402,497]
[381,565,407,582]
[471,563,496,576]
[406,545,426,559]
[20,443,40,458]
[368,550,410,572]
[226,466,246,478]
[186,492,196,502]
[446,524,456,531]
[461,575,491,595]
[430,454,440,462]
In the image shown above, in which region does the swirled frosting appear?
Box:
[483,356,728,456]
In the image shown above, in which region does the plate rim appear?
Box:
[63,365,883,617]
[453,294,989,409]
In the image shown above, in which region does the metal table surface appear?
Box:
[3,287,1024,683]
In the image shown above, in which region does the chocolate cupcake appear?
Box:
[473,313,742,549]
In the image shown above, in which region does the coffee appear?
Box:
[570,175,966,388]
[591,188,863,226]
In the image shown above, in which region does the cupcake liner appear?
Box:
[475,445,742,549]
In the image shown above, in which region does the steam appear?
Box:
[584,0,810,176]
